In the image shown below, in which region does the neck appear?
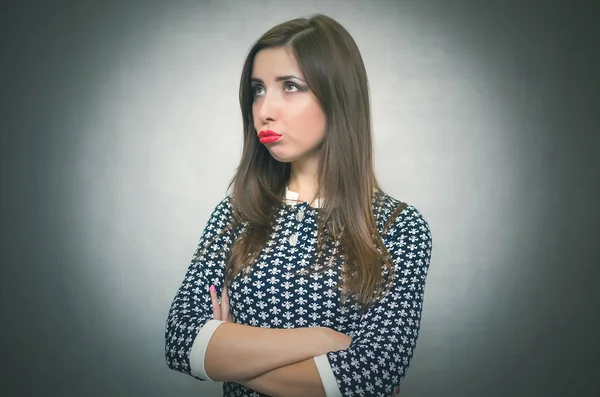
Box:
[288,157,320,204]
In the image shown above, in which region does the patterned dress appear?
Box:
[165,188,433,397]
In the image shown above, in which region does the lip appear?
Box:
[258,129,282,144]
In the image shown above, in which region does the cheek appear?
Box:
[296,102,326,140]
[251,104,259,129]
[309,109,326,141]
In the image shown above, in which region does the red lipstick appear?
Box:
[258,129,282,144]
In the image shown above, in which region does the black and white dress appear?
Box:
[165,187,433,397]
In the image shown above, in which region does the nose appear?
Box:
[255,89,281,124]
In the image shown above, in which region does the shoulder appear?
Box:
[373,192,433,274]
[206,195,233,214]
[204,195,235,227]
[213,195,233,212]
[198,195,238,242]
[373,190,432,242]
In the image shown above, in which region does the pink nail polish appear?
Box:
[210,285,216,293]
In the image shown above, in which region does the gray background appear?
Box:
[1,1,598,396]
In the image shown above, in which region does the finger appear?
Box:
[209,285,221,320]
[221,285,230,321]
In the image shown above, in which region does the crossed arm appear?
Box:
[165,197,425,396]
[239,357,327,397]
[206,286,400,397]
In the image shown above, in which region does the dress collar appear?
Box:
[284,186,322,208]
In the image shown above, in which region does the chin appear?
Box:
[268,153,294,163]
[265,148,297,163]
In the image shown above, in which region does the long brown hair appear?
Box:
[219,14,397,308]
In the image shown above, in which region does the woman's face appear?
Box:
[251,47,326,164]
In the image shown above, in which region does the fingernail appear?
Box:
[210,285,216,293]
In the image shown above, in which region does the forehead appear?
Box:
[251,47,303,79]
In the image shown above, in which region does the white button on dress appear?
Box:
[289,233,298,246]
[296,209,305,222]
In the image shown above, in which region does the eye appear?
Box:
[252,85,265,96]
[284,82,300,92]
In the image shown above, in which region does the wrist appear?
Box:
[301,326,335,356]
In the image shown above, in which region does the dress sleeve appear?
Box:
[164,196,237,380]
[317,205,433,397]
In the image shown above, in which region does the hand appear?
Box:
[209,284,232,322]
[321,327,352,351]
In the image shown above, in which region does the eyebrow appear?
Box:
[250,75,306,84]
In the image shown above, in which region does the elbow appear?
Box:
[164,332,180,372]
[164,316,187,374]
[330,353,409,396]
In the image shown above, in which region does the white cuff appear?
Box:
[314,354,342,397]
[189,319,226,381]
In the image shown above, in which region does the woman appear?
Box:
[165,13,433,397]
